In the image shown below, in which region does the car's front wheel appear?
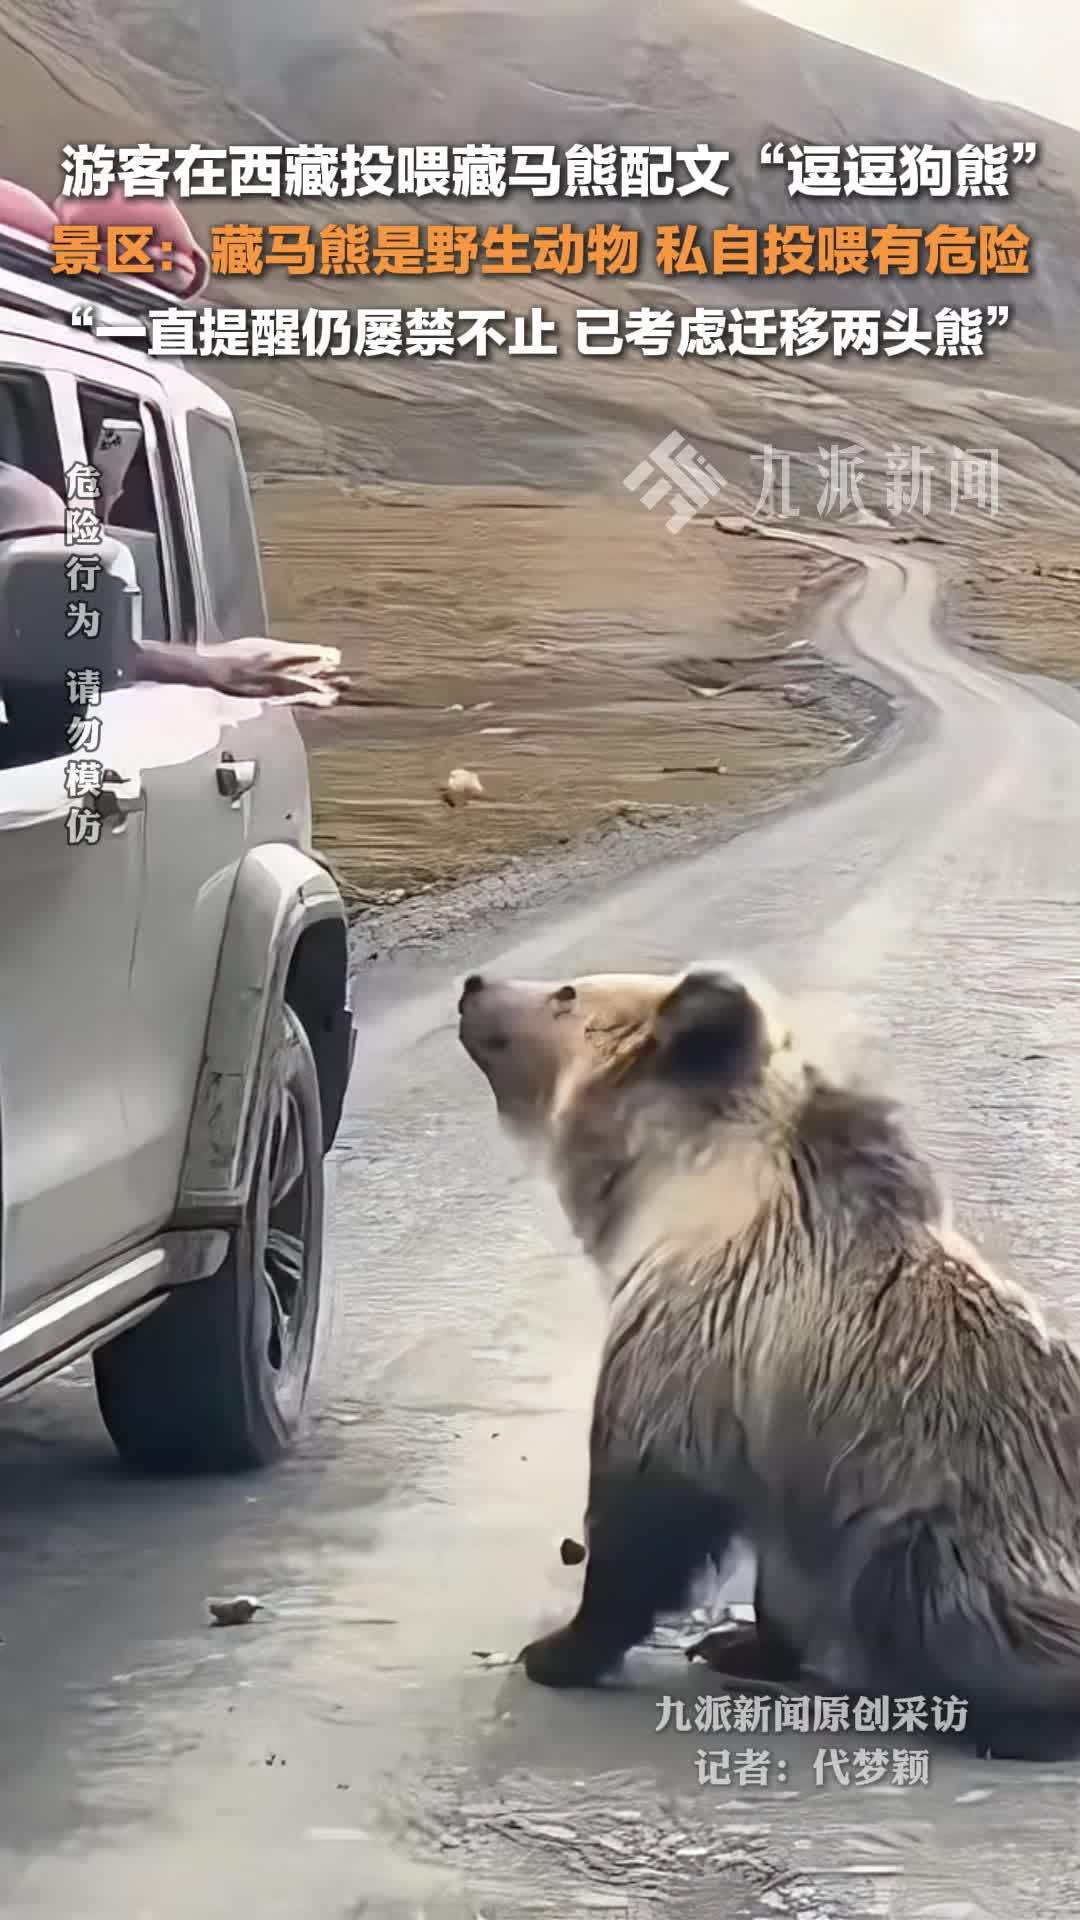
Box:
[94,1003,325,1472]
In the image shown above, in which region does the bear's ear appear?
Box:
[651,969,763,1088]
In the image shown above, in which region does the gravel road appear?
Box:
[3,541,1080,1920]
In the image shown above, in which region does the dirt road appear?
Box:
[2,545,1080,1919]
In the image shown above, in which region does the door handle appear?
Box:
[96,770,145,818]
[216,754,258,801]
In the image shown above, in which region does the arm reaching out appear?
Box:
[133,638,350,705]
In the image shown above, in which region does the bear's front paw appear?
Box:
[519,1623,618,1688]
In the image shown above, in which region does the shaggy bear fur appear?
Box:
[459,962,1080,1760]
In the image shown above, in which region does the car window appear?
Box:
[76,385,180,646]
[185,412,267,644]
[0,370,69,768]
[0,368,64,490]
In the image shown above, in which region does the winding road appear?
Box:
[3,543,1080,1920]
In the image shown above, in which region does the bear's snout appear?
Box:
[458,973,513,1065]
[458,976,567,1127]
[458,972,486,1014]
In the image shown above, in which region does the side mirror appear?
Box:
[0,533,140,765]
[92,418,143,525]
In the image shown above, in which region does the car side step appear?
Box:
[0,1230,228,1402]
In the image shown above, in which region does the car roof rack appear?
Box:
[0,224,190,320]
[0,223,206,361]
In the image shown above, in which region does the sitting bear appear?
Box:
[459,961,1080,1761]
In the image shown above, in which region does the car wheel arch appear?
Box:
[175,844,353,1226]
[284,914,353,1154]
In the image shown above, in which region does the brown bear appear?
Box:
[459,961,1080,1761]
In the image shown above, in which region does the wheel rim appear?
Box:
[254,1044,317,1419]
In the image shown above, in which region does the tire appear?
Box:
[93,1004,325,1473]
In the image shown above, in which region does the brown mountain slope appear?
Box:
[3,0,1080,912]
[3,0,1080,492]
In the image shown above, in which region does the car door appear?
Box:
[0,358,145,1318]
[67,364,266,1241]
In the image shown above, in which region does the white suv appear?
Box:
[0,219,355,1470]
